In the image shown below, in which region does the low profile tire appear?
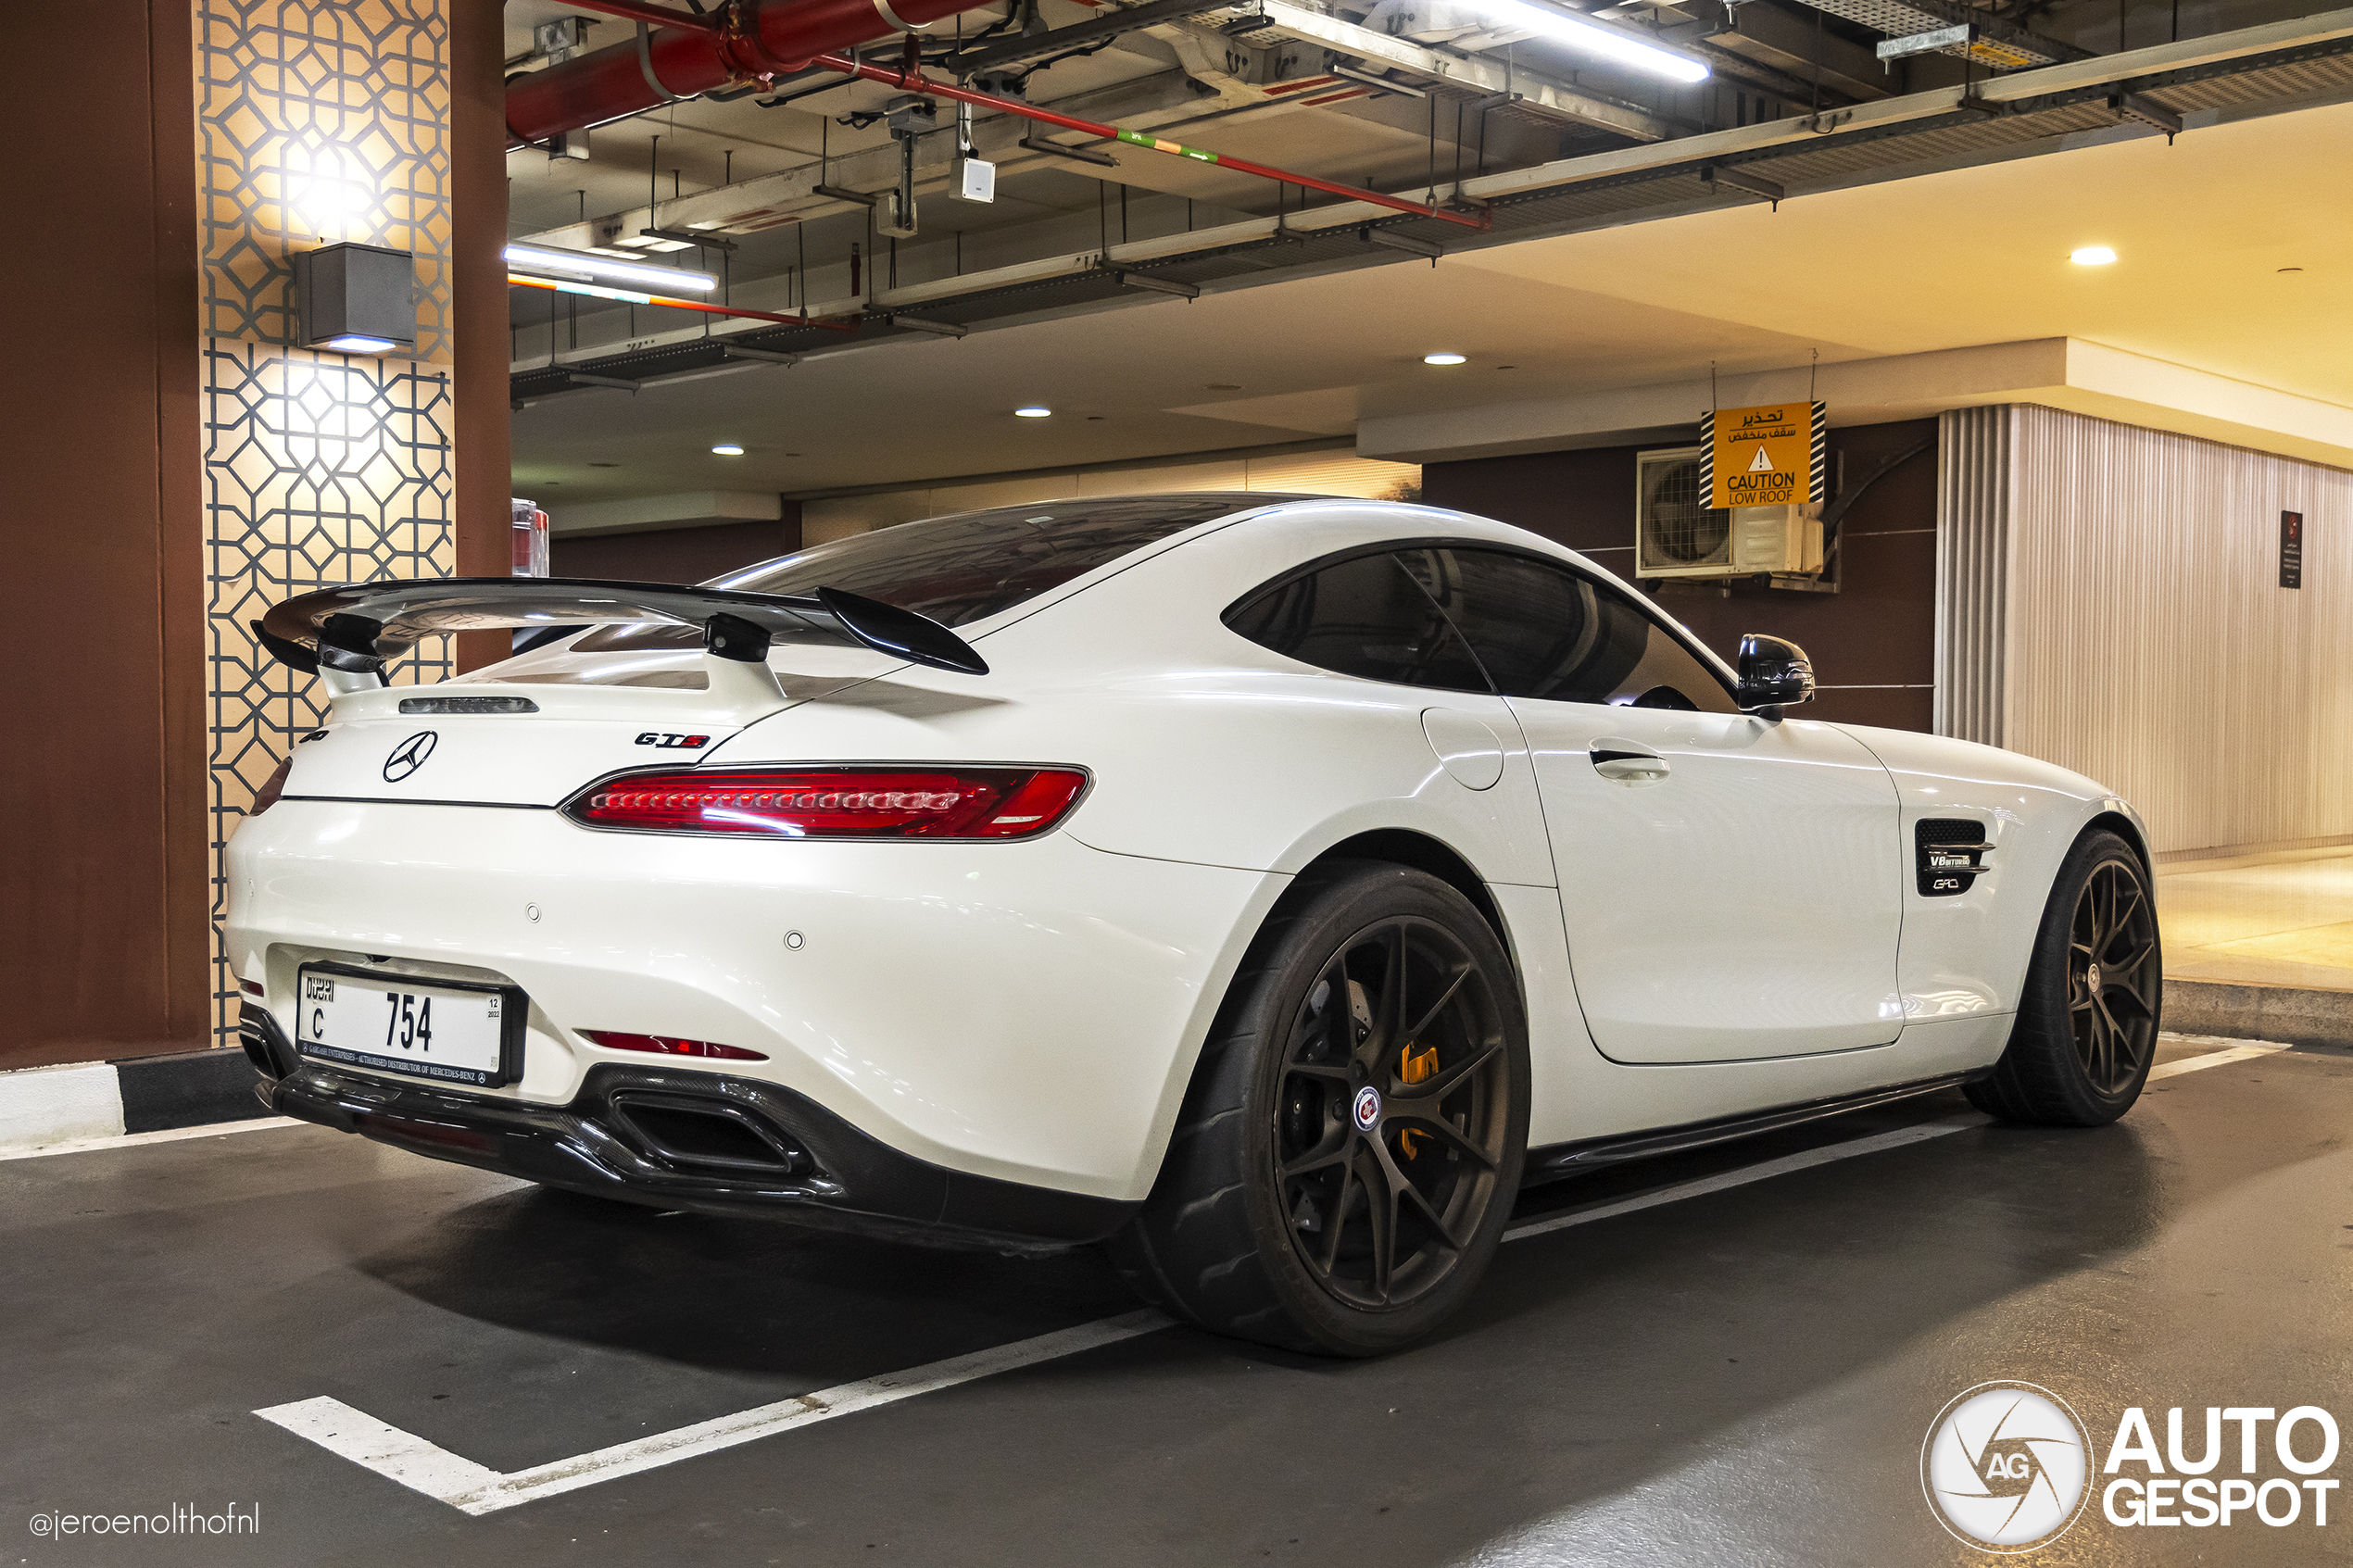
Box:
[1109,861,1529,1357]
[1967,829,2162,1127]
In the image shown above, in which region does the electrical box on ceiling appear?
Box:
[1634,445,1823,581]
[291,242,417,357]
[953,157,997,205]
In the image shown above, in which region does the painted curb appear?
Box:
[0,1049,270,1153]
[2162,978,2353,1051]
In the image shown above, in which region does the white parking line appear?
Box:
[257,1311,1174,1515]
[2146,1035,2295,1080]
[0,1116,299,1162]
[253,1034,2295,1512]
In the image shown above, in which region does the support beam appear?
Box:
[940,0,1222,74]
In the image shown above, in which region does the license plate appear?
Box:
[296,964,522,1088]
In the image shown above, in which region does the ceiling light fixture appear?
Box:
[321,334,398,354]
[1424,352,1467,365]
[711,444,746,456]
[502,243,717,293]
[1472,0,1710,82]
[2070,245,2118,266]
[1013,406,1053,418]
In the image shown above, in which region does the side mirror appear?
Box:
[1737,633,1815,715]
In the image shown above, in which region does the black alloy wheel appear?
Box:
[1968,829,2162,1126]
[1108,862,1529,1356]
[2068,857,2160,1094]
[1275,919,1510,1311]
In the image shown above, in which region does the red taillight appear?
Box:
[563,767,1089,840]
[581,1030,769,1061]
[240,979,265,997]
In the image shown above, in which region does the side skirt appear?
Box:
[1521,1071,1987,1187]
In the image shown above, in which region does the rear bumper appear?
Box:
[224,799,1280,1202]
[262,1054,1139,1249]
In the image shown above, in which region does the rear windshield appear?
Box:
[573,493,1301,653]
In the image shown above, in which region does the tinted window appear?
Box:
[575,493,1290,653]
[1227,552,1491,695]
[1402,547,1738,712]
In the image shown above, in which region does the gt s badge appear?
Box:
[635,733,711,749]
[383,731,438,782]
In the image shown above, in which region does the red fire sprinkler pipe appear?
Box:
[506,0,1001,148]
[810,53,1489,230]
[507,0,1486,232]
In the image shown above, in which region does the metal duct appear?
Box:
[1784,0,2086,69]
[505,0,1003,148]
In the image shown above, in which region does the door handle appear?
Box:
[1590,739,1669,783]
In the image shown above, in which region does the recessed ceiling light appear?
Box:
[1424,352,1467,365]
[2279,266,2305,273]
[1014,406,1052,418]
[1207,383,1241,391]
[588,461,619,468]
[1087,415,1105,420]
[2070,246,2118,266]
[1496,364,1517,370]
[711,444,746,456]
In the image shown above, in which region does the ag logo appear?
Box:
[1922,1381,2093,1552]
[383,731,438,783]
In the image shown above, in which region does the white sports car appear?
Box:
[229,493,2160,1355]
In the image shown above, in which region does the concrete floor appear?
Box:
[2158,845,2353,990]
[6,1035,2351,1567]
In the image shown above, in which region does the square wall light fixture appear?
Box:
[292,241,417,356]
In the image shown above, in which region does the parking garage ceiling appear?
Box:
[501,0,2353,504]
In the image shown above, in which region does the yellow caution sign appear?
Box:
[1701,400,1826,510]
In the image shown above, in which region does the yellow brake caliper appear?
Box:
[1397,1044,1438,1158]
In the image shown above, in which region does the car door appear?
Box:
[1403,546,1905,1063]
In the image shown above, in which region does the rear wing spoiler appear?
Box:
[251,577,989,684]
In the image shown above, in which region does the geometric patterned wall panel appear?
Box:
[197,0,452,361]
[196,0,457,1041]
[203,345,455,1039]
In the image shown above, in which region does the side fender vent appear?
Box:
[1916,818,1993,897]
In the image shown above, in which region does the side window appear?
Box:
[1404,547,1739,713]
[1225,551,1491,695]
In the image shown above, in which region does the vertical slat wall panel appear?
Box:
[2003,406,2353,855]
[1935,406,2014,746]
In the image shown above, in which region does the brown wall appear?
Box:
[1421,420,1940,732]
[549,515,804,583]
[1,1,208,1069]
[451,0,513,674]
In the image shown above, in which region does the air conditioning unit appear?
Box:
[1634,445,1824,581]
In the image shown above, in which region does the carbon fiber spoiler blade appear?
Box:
[250,577,989,681]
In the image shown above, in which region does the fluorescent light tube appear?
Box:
[502,244,718,293]
[1474,0,1709,82]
